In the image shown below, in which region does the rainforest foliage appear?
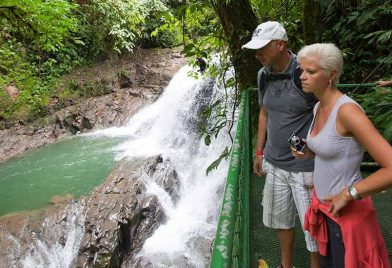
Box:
[0,0,391,145]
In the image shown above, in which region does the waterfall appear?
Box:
[21,203,85,268]
[17,64,236,268]
[93,65,236,267]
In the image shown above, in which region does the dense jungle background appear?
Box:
[1,0,392,144]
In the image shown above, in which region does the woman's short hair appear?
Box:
[297,43,343,85]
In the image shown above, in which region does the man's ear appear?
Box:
[276,40,286,51]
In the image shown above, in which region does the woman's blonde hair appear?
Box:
[297,43,343,85]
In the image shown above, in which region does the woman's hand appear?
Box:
[290,139,315,159]
[325,188,353,217]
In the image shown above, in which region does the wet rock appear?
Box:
[76,156,176,267]
[142,155,181,203]
[0,155,180,268]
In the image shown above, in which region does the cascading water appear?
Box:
[92,65,236,267]
[21,202,85,268]
[15,64,236,268]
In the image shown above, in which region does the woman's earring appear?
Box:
[329,80,332,87]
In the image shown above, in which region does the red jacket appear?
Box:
[304,193,390,268]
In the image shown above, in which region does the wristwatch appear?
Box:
[348,184,362,200]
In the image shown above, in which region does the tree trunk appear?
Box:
[211,0,260,89]
[302,0,319,44]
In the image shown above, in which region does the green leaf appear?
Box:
[204,134,211,146]
[206,147,230,175]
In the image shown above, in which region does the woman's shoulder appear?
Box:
[336,95,368,135]
[339,94,357,104]
[337,96,366,123]
[338,95,363,112]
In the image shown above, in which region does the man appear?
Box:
[242,21,319,268]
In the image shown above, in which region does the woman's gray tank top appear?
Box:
[306,95,364,200]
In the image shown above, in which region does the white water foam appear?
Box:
[21,203,85,268]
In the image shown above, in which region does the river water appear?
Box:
[0,136,121,216]
[1,65,235,267]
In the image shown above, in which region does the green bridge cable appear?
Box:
[338,83,376,88]
[249,83,378,91]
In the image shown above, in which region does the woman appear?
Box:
[292,43,392,268]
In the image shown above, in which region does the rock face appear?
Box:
[77,155,181,267]
[0,155,181,268]
[0,48,186,162]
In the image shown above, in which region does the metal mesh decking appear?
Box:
[249,173,392,268]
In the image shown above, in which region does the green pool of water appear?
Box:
[0,136,122,216]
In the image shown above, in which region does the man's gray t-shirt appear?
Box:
[258,54,315,172]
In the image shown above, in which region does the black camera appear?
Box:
[287,132,306,152]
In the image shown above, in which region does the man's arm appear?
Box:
[253,107,267,176]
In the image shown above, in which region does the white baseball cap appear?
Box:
[242,21,288,50]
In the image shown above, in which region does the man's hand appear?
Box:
[253,156,265,176]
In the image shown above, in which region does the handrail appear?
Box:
[337,83,376,88]
[210,89,251,268]
[250,83,378,91]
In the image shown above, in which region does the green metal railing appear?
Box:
[337,83,376,88]
[210,89,252,268]
[209,83,383,268]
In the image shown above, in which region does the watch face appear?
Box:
[349,186,359,200]
[349,188,355,196]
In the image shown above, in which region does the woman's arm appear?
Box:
[328,103,392,217]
